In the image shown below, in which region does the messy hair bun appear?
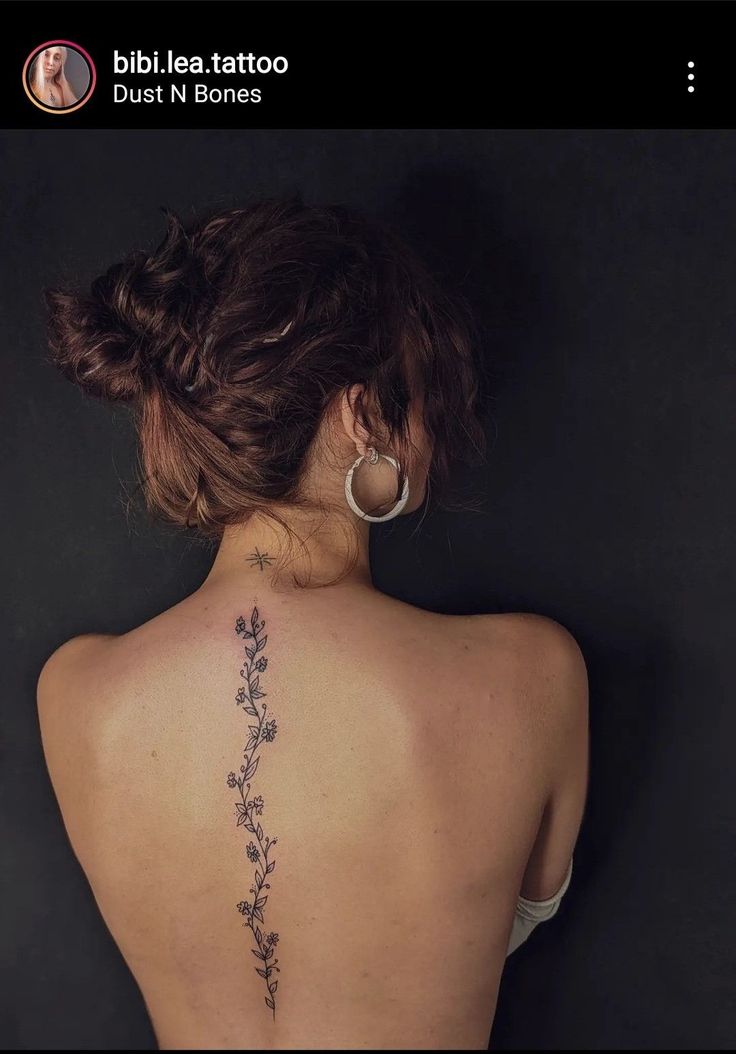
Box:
[45,196,488,576]
[45,208,216,403]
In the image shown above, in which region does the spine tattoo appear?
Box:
[226,606,281,1019]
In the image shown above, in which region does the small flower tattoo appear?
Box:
[237,901,251,916]
[251,795,264,815]
[226,772,237,788]
[255,656,268,673]
[261,719,278,743]
[246,842,260,863]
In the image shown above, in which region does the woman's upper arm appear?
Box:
[515,615,590,901]
[37,634,111,780]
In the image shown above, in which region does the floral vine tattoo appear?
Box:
[226,606,281,1019]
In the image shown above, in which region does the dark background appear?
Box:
[2,128,734,1050]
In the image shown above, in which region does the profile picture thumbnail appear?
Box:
[23,40,95,114]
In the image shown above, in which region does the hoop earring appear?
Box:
[344,446,410,523]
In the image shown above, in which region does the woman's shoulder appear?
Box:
[36,633,118,845]
[37,632,116,732]
[425,610,588,759]
[36,603,582,693]
[426,608,585,682]
[36,603,582,725]
[35,600,584,809]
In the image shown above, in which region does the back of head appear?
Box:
[45,196,488,581]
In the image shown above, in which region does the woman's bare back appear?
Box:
[39,584,565,1050]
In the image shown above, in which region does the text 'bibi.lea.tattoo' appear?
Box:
[226,606,281,1019]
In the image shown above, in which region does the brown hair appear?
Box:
[45,196,488,587]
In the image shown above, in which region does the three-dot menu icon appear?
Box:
[688,61,695,93]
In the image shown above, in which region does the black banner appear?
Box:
[4,0,732,129]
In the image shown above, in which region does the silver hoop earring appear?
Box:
[344,446,410,523]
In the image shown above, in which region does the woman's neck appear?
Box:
[199,512,374,596]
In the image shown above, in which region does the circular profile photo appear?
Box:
[23,40,95,114]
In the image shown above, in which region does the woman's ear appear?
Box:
[340,384,372,453]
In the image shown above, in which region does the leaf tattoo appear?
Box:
[227,606,281,1019]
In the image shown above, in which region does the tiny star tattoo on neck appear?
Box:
[246,548,275,571]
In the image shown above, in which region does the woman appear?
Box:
[29,44,79,108]
[37,198,589,1050]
